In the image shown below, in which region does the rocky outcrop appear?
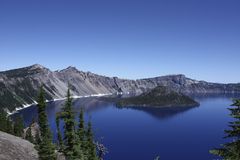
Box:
[0,131,38,160]
[23,122,40,141]
[0,64,239,111]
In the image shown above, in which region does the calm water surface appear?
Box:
[13,95,239,160]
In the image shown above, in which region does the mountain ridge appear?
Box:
[0,64,239,112]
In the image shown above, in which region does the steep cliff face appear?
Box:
[0,64,68,111]
[55,66,118,95]
[136,75,240,95]
[0,64,239,111]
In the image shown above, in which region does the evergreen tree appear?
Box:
[62,88,75,157]
[86,121,98,160]
[77,108,88,159]
[6,116,14,134]
[56,113,64,151]
[210,99,240,159]
[0,110,6,132]
[0,110,15,135]
[72,140,85,160]
[78,108,85,149]
[38,86,49,138]
[0,110,8,132]
[13,115,24,137]
[56,88,99,160]
[37,86,56,160]
[38,135,57,160]
[62,88,83,159]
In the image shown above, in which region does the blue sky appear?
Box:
[0,0,239,83]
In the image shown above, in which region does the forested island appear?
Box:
[117,86,200,108]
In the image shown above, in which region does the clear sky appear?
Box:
[0,0,239,83]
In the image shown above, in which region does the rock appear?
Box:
[0,131,38,160]
[56,152,66,160]
[23,122,40,141]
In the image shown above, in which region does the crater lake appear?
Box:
[12,95,239,160]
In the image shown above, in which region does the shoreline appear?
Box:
[7,93,112,115]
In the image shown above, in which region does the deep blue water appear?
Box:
[13,95,239,160]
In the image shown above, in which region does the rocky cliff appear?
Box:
[0,64,239,112]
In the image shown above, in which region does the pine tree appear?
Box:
[210,99,240,159]
[0,110,6,132]
[56,88,99,160]
[62,88,75,157]
[61,88,82,159]
[86,121,98,160]
[37,86,56,160]
[38,86,49,138]
[13,115,24,137]
[0,110,13,133]
[77,108,88,159]
[56,113,64,151]
[78,108,85,149]
[38,135,57,160]
[6,116,14,134]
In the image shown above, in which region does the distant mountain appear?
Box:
[0,64,239,112]
[116,86,200,107]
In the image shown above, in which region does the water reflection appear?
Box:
[72,98,113,112]
[12,97,199,125]
[124,106,196,120]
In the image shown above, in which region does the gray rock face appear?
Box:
[23,122,40,141]
[0,64,239,111]
[0,131,38,160]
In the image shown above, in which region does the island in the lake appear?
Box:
[116,86,200,107]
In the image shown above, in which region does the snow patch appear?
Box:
[7,93,112,115]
